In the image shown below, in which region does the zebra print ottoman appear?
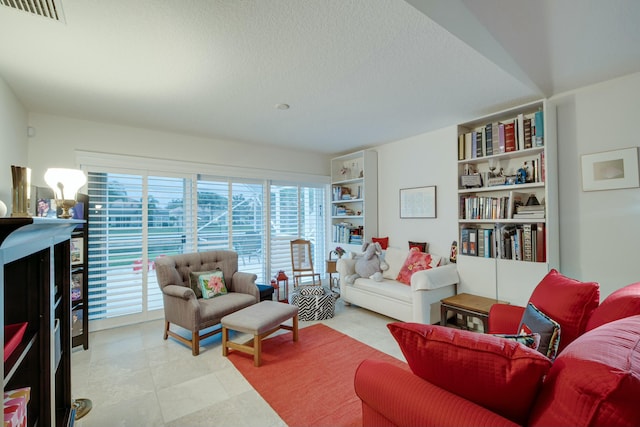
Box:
[290,285,336,321]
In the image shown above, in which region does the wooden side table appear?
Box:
[440,293,508,332]
[326,259,339,294]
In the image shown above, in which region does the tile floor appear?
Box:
[71,299,406,427]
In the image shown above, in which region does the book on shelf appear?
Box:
[460,228,470,255]
[465,132,472,160]
[483,228,493,258]
[536,223,546,262]
[477,230,485,257]
[492,122,500,154]
[498,123,506,153]
[524,114,534,149]
[468,228,478,256]
[534,110,544,146]
[523,224,533,261]
[504,121,516,152]
[484,123,493,156]
[458,134,465,160]
[516,113,525,151]
[476,128,485,158]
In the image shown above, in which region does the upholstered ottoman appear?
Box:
[221,301,299,366]
[290,286,336,321]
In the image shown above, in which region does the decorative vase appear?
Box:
[0,200,6,217]
[10,165,31,218]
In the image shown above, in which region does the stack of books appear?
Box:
[513,204,545,219]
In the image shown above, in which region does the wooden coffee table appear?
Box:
[440,293,508,332]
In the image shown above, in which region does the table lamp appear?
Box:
[44,168,87,218]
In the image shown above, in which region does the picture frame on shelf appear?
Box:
[70,237,83,264]
[71,271,83,301]
[581,147,639,191]
[400,186,436,218]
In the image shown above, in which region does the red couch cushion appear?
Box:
[529,315,640,427]
[528,269,599,352]
[585,282,640,331]
[388,322,552,425]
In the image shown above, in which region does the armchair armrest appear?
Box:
[487,304,525,334]
[355,360,518,427]
[411,263,459,291]
[231,271,259,301]
[163,284,196,300]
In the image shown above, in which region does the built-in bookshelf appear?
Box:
[330,150,377,253]
[1,218,80,427]
[455,100,559,306]
[71,193,89,350]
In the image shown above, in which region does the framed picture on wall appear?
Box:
[400,186,437,218]
[581,147,640,191]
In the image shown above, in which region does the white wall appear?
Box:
[26,113,331,189]
[0,76,28,208]
[375,72,640,300]
[375,125,459,258]
[553,72,640,298]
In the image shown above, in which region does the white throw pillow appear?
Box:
[382,247,409,280]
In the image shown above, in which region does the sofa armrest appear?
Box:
[231,271,259,301]
[487,304,525,334]
[355,360,518,427]
[336,257,356,292]
[411,263,459,291]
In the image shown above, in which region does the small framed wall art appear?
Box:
[581,147,639,191]
[400,186,436,218]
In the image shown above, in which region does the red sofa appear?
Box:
[354,279,640,427]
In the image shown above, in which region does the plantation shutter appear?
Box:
[87,171,194,322]
[269,183,325,282]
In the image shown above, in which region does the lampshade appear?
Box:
[44,168,87,200]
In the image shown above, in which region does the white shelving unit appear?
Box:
[330,150,378,253]
[455,100,559,306]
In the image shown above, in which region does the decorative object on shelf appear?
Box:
[44,168,87,218]
[460,174,482,188]
[580,147,640,191]
[10,165,31,218]
[400,186,436,218]
[0,199,6,217]
[526,194,540,206]
[450,240,458,263]
[275,270,289,303]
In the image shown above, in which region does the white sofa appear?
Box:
[336,247,458,324]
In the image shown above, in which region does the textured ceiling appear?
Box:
[1,0,639,155]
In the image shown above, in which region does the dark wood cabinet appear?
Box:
[1,218,80,427]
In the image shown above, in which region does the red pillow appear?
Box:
[371,237,389,250]
[528,269,599,352]
[388,322,552,425]
[585,282,640,332]
[529,315,640,427]
[396,248,432,285]
[408,241,427,252]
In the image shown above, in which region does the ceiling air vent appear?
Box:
[1,0,66,23]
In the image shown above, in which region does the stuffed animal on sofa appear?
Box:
[345,242,389,284]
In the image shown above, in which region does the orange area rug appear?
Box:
[228,323,409,427]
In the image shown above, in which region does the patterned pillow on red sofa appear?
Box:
[528,269,599,353]
[388,322,552,425]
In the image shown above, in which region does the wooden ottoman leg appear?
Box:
[292,314,299,342]
[254,334,261,367]
[222,327,229,357]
